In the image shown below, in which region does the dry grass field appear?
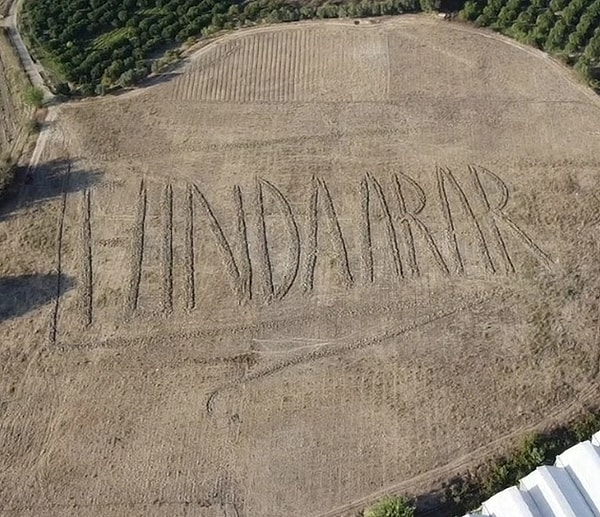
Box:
[0,26,30,188]
[2,15,600,516]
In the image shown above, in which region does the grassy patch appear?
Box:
[0,29,32,200]
[91,27,136,51]
[23,86,44,108]
[365,496,416,517]
[0,29,30,107]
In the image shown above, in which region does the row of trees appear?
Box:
[460,0,600,87]
[21,0,437,95]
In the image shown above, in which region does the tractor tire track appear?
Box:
[49,161,70,345]
[161,183,174,314]
[184,185,196,310]
[79,188,93,327]
[314,379,600,517]
[206,293,488,415]
[125,179,147,316]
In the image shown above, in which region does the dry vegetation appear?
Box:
[0,0,10,17]
[0,26,31,192]
[2,16,600,517]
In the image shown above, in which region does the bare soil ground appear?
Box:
[2,16,600,516]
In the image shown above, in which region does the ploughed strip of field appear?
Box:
[2,16,600,517]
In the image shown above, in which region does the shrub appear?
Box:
[461,1,484,21]
[23,86,44,108]
[54,82,71,96]
[419,0,440,10]
[25,118,40,134]
[364,496,416,517]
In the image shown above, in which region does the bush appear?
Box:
[23,86,44,108]
[54,82,71,96]
[419,0,440,10]
[460,1,484,21]
[118,69,135,87]
[364,496,415,517]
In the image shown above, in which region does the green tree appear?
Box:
[565,0,600,55]
[461,0,486,21]
[118,69,135,87]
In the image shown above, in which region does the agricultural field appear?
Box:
[0,27,31,192]
[2,15,600,516]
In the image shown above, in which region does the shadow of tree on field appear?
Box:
[0,157,102,221]
[0,273,74,322]
[132,70,183,90]
[98,70,184,99]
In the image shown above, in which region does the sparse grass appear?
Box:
[0,152,15,194]
[0,29,32,201]
[0,29,30,108]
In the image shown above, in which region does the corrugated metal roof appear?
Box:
[520,466,594,517]
[556,442,600,515]
[463,431,600,517]
[481,486,541,516]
